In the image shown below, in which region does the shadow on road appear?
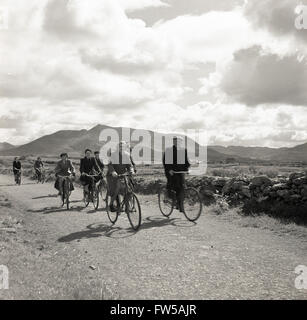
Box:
[28,205,86,215]
[140,216,196,230]
[58,223,136,242]
[32,194,58,199]
[58,215,197,243]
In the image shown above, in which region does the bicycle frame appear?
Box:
[117,174,133,211]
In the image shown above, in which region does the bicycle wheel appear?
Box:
[106,191,118,224]
[126,193,141,230]
[158,187,174,217]
[83,189,90,208]
[182,187,202,222]
[92,187,99,210]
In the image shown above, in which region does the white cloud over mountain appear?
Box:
[0,0,306,147]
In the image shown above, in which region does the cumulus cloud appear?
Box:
[244,0,307,44]
[1,0,307,147]
[208,46,307,106]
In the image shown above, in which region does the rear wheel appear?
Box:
[182,187,202,222]
[158,186,174,217]
[126,193,141,230]
[106,192,118,224]
[65,188,70,210]
[92,187,99,210]
[83,189,90,208]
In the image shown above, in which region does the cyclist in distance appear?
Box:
[34,157,44,181]
[162,137,190,212]
[13,156,22,184]
[54,153,75,196]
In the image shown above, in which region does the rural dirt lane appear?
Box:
[0,174,307,300]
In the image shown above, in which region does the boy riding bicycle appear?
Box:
[80,149,103,198]
[54,153,75,196]
[34,157,44,181]
[106,141,135,212]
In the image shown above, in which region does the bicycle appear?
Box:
[158,171,202,222]
[36,168,45,184]
[105,173,141,230]
[14,169,21,185]
[57,174,74,210]
[83,174,102,210]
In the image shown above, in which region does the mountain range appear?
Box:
[0,124,306,163]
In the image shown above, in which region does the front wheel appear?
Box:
[182,187,202,222]
[106,192,118,224]
[126,193,141,231]
[158,187,174,217]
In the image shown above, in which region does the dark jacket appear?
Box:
[163,146,190,174]
[34,160,44,169]
[80,157,100,175]
[13,161,21,174]
[55,159,75,176]
[94,157,104,173]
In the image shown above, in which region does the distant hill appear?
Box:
[0,124,238,163]
[209,143,307,162]
[0,142,15,151]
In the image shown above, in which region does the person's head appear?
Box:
[37,157,41,161]
[14,157,18,161]
[118,141,127,153]
[94,151,100,159]
[60,153,68,161]
[85,149,92,159]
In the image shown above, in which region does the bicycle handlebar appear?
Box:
[117,173,132,177]
[57,174,73,178]
[172,171,189,174]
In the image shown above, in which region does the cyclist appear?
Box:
[162,137,190,212]
[80,149,101,196]
[128,144,137,174]
[94,151,104,174]
[54,153,75,196]
[107,141,135,212]
[34,157,44,181]
[13,157,21,184]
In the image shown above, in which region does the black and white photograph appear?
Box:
[0,0,307,306]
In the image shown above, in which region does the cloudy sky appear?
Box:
[0,0,307,147]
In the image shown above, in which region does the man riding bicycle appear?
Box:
[80,149,102,197]
[107,141,135,212]
[34,157,44,181]
[94,151,104,174]
[13,157,22,184]
[163,137,190,212]
[54,153,75,196]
